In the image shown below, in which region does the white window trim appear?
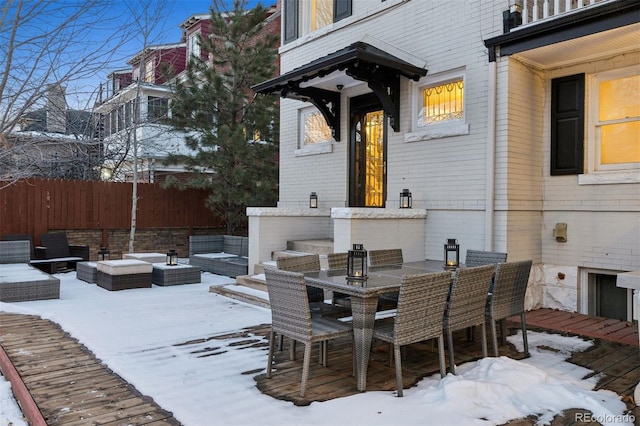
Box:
[405,68,469,143]
[295,106,334,157]
[280,0,404,53]
[580,65,640,185]
[188,31,201,60]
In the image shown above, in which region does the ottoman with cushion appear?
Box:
[152,263,201,286]
[96,259,152,291]
[76,261,98,283]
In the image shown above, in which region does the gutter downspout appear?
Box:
[485,59,497,251]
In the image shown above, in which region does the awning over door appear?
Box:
[252,41,427,141]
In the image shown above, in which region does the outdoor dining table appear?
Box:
[304,259,447,392]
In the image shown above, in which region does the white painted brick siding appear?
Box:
[251,0,639,315]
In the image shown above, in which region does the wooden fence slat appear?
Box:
[0,178,222,238]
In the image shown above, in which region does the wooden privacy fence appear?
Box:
[0,179,223,242]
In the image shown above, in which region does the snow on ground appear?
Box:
[0,271,636,426]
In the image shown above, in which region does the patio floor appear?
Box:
[0,309,638,425]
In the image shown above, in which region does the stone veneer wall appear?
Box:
[64,227,228,261]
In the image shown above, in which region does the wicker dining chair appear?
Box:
[327,252,348,270]
[276,254,325,302]
[486,260,533,357]
[275,254,351,353]
[372,271,452,397]
[443,264,495,375]
[264,268,353,397]
[369,249,404,267]
[369,249,404,306]
[464,250,507,268]
[327,252,350,306]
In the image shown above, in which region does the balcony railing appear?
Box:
[506,0,613,31]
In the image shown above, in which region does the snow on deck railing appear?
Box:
[515,0,612,27]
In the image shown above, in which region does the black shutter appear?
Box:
[550,74,585,175]
[283,0,298,44]
[334,0,352,22]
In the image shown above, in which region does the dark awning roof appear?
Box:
[484,0,640,61]
[252,41,427,141]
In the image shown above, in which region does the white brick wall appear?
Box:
[259,0,639,315]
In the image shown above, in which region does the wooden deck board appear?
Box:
[0,308,638,425]
[0,312,181,426]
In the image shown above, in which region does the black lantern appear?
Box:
[309,192,318,208]
[444,239,460,270]
[347,243,368,281]
[98,246,110,261]
[399,189,412,209]
[166,249,178,266]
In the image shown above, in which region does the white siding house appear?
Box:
[250,0,639,320]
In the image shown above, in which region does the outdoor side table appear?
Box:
[152,263,201,286]
[76,261,97,283]
[123,252,167,263]
[96,259,153,291]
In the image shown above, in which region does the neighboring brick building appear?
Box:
[93,3,280,183]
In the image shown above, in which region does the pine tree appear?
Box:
[168,0,279,235]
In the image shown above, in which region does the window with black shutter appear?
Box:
[550,74,585,175]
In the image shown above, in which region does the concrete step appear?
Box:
[209,282,269,309]
[235,274,267,292]
[286,239,334,255]
[271,249,329,269]
[252,260,276,275]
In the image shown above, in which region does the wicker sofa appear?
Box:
[0,241,60,302]
[189,235,248,278]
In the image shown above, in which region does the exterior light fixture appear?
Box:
[309,192,318,208]
[347,243,368,282]
[399,188,412,209]
[98,247,110,261]
[443,239,460,270]
[166,249,178,266]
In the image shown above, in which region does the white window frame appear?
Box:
[405,68,469,143]
[580,65,640,185]
[144,60,154,83]
[188,31,201,60]
[295,106,333,157]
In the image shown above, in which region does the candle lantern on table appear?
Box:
[98,246,110,261]
[309,192,318,208]
[166,249,178,266]
[399,188,412,209]
[443,239,459,270]
[347,243,368,282]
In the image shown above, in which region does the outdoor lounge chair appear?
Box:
[188,235,248,277]
[33,232,89,273]
[372,271,452,397]
[264,268,353,397]
[0,240,60,302]
[486,260,533,357]
[443,264,495,375]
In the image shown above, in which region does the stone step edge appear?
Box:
[209,284,270,309]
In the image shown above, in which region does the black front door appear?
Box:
[349,94,386,207]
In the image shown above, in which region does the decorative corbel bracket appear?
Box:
[289,86,341,141]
